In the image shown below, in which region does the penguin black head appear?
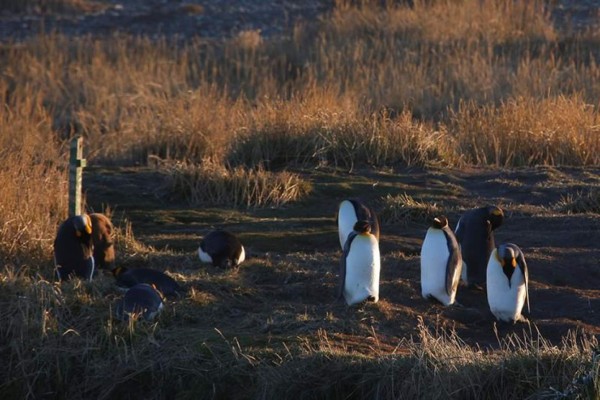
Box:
[496,244,517,282]
[430,215,449,229]
[486,206,504,230]
[73,214,93,238]
[353,220,371,235]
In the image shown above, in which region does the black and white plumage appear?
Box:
[338,220,380,305]
[114,283,164,322]
[112,266,183,297]
[454,205,504,288]
[198,230,245,268]
[337,199,380,250]
[420,216,462,306]
[486,243,530,323]
[53,214,95,281]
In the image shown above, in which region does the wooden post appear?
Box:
[68,136,86,216]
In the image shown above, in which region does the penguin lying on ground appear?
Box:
[420,216,462,306]
[90,213,115,271]
[198,230,245,268]
[337,199,380,249]
[486,243,530,323]
[114,283,164,322]
[54,214,95,281]
[454,205,504,289]
[112,266,183,297]
[338,220,380,305]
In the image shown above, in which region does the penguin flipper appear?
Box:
[442,227,462,297]
[338,232,357,300]
[516,249,530,314]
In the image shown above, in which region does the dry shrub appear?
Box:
[450,96,600,166]
[379,193,441,225]
[161,159,311,208]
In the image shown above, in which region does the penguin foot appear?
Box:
[366,295,376,302]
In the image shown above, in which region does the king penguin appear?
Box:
[53,214,95,281]
[90,213,115,271]
[115,283,164,322]
[337,199,380,250]
[112,266,183,297]
[338,220,380,305]
[198,229,245,268]
[420,216,462,306]
[486,243,529,323]
[454,205,504,288]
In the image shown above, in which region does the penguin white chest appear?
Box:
[198,247,213,264]
[338,201,359,249]
[344,235,380,305]
[420,229,455,305]
[486,259,527,322]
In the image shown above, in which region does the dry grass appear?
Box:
[159,158,311,208]
[555,189,600,214]
[1,1,600,398]
[450,96,600,166]
[1,1,600,169]
[0,0,107,14]
[379,193,442,226]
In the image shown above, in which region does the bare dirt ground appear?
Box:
[84,165,600,350]
[0,0,331,41]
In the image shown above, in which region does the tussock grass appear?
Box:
[554,189,600,214]
[379,193,442,225]
[159,158,311,208]
[1,1,600,169]
[229,106,453,170]
[451,96,600,166]
[0,88,67,265]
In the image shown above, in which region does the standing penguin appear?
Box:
[198,230,245,268]
[90,213,115,271]
[337,199,380,249]
[338,220,380,305]
[420,216,462,306]
[114,283,164,322]
[455,205,504,288]
[53,214,95,281]
[112,266,183,297]
[486,243,529,323]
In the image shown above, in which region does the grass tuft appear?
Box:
[554,189,600,214]
[159,158,312,208]
[379,193,441,225]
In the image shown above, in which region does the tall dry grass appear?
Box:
[1,0,600,171]
[0,84,67,266]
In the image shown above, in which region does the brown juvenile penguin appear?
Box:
[53,214,94,281]
[90,213,115,270]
